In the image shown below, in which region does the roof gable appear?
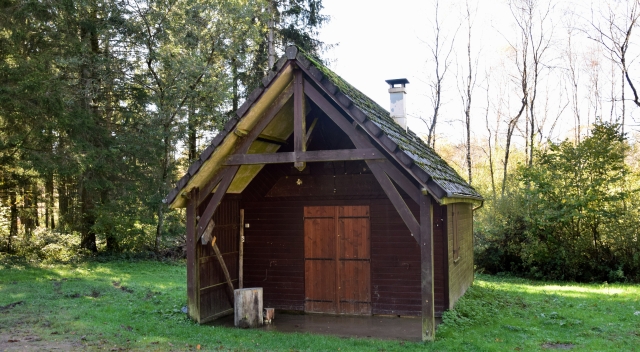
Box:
[165,46,482,208]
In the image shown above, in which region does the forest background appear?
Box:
[1,0,639,283]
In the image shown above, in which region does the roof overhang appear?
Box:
[165,46,483,209]
[168,64,295,208]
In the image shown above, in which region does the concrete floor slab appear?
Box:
[210,312,439,341]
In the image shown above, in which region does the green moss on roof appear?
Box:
[301,50,482,199]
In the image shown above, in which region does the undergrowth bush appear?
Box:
[474,122,640,283]
[10,227,90,263]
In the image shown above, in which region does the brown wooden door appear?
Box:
[304,206,337,313]
[304,205,371,315]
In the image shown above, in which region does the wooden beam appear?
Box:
[201,218,215,245]
[304,80,371,149]
[306,80,423,240]
[304,117,318,147]
[256,135,288,145]
[186,187,200,322]
[211,236,235,308]
[367,161,421,239]
[225,149,384,165]
[197,171,225,206]
[197,165,239,243]
[197,80,291,206]
[375,159,421,205]
[235,82,294,156]
[239,209,245,289]
[420,193,435,341]
[235,128,288,146]
[293,69,306,170]
[300,71,445,202]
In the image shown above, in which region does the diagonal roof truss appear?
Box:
[165,46,482,211]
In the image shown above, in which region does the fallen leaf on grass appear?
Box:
[197,344,201,350]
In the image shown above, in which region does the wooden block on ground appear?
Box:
[264,308,274,324]
[234,288,263,328]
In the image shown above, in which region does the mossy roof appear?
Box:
[164,47,482,207]
[302,52,481,200]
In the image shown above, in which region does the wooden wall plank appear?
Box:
[197,166,239,242]
[420,193,435,341]
[338,205,371,315]
[293,69,306,170]
[186,187,200,322]
[447,203,474,310]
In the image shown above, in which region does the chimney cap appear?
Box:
[385,78,410,88]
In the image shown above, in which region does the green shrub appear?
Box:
[475,122,640,282]
[11,227,88,263]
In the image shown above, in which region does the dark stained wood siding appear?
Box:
[240,162,450,317]
[447,203,474,309]
[197,195,240,322]
[243,201,305,311]
[370,198,447,316]
[370,198,421,315]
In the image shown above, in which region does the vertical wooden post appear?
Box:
[239,209,245,289]
[293,69,306,171]
[186,187,200,322]
[420,192,435,341]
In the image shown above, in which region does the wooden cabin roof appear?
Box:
[164,46,482,208]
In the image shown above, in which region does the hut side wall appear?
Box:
[447,203,474,309]
[196,194,240,322]
[431,199,449,314]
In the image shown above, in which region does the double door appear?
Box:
[304,205,371,315]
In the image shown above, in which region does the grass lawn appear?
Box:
[1,259,639,351]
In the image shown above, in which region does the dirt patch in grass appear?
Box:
[0,330,79,351]
[542,342,576,349]
[112,281,133,293]
[0,301,24,312]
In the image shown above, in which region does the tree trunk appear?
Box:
[232,59,239,112]
[45,174,55,229]
[9,191,18,253]
[80,182,97,252]
[155,126,171,252]
[23,183,35,239]
[188,100,197,162]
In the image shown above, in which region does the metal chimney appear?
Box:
[385,78,409,131]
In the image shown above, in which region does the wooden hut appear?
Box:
[164,46,483,341]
